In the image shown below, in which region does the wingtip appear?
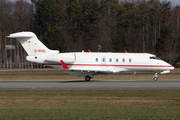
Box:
[124,50,128,53]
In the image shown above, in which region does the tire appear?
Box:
[85,76,91,81]
[153,77,158,81]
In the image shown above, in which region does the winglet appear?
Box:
[60,60,69,69]
[124,50,128,53]
[88,50,91,53]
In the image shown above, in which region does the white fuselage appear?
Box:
[36,52,174,73]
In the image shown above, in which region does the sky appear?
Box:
[8,0,32,3]
[167,0,180,6]
[7,0,180,6]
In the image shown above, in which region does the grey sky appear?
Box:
[165,0,180,6]
[8,0,32,3]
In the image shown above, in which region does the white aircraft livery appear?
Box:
[7,32,174,81]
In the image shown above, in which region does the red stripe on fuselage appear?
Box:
[41,63,173,68]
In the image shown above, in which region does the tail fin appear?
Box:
[7,32,59,56]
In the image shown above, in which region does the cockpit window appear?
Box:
[150,57,156,59]
[150,56,161,60]
[155,56,161,60]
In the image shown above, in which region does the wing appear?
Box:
[59,60,129,77]
[68,67,128,77]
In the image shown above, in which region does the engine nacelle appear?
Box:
[26,55,46,63]
[46,53,76,63]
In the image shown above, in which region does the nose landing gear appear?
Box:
[153,72,158,81]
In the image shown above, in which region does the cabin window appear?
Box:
[122,58,125,62]
[129,59,132,62]
[102,58,105,62]
[116,58,118,62]
[109,58,112,62]
[96,58,98,62]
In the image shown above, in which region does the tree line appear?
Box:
[1,0,180,68]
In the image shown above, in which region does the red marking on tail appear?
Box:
[88,50,91,53]
[60,60,69,69]
[124,50,128,53]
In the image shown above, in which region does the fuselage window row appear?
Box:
[96,58,133,63]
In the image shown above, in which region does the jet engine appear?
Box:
[45,53,76,63]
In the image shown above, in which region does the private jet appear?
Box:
[7,32,174,81]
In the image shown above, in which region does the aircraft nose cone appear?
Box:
[168,64,175,70]
[171,66,175,70]
[166,62,174,70]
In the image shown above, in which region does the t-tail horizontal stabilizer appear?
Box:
[7,32,59,56]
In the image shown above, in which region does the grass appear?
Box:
[0,68,179,80]
[0,69,179,119]
[0,90,180,119]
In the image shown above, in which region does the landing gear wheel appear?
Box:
[85,76,91,81]
[153,72,158,81]
[153,77,158,81]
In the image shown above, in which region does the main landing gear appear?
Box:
[153,72,158,81]
[85,76,91,81]
[85,75,94,81]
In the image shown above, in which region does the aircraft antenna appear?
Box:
[97,45,102,52]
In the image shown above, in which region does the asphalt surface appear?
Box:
[0,80,180,90]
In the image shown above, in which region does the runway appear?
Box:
[0,80,180,90]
